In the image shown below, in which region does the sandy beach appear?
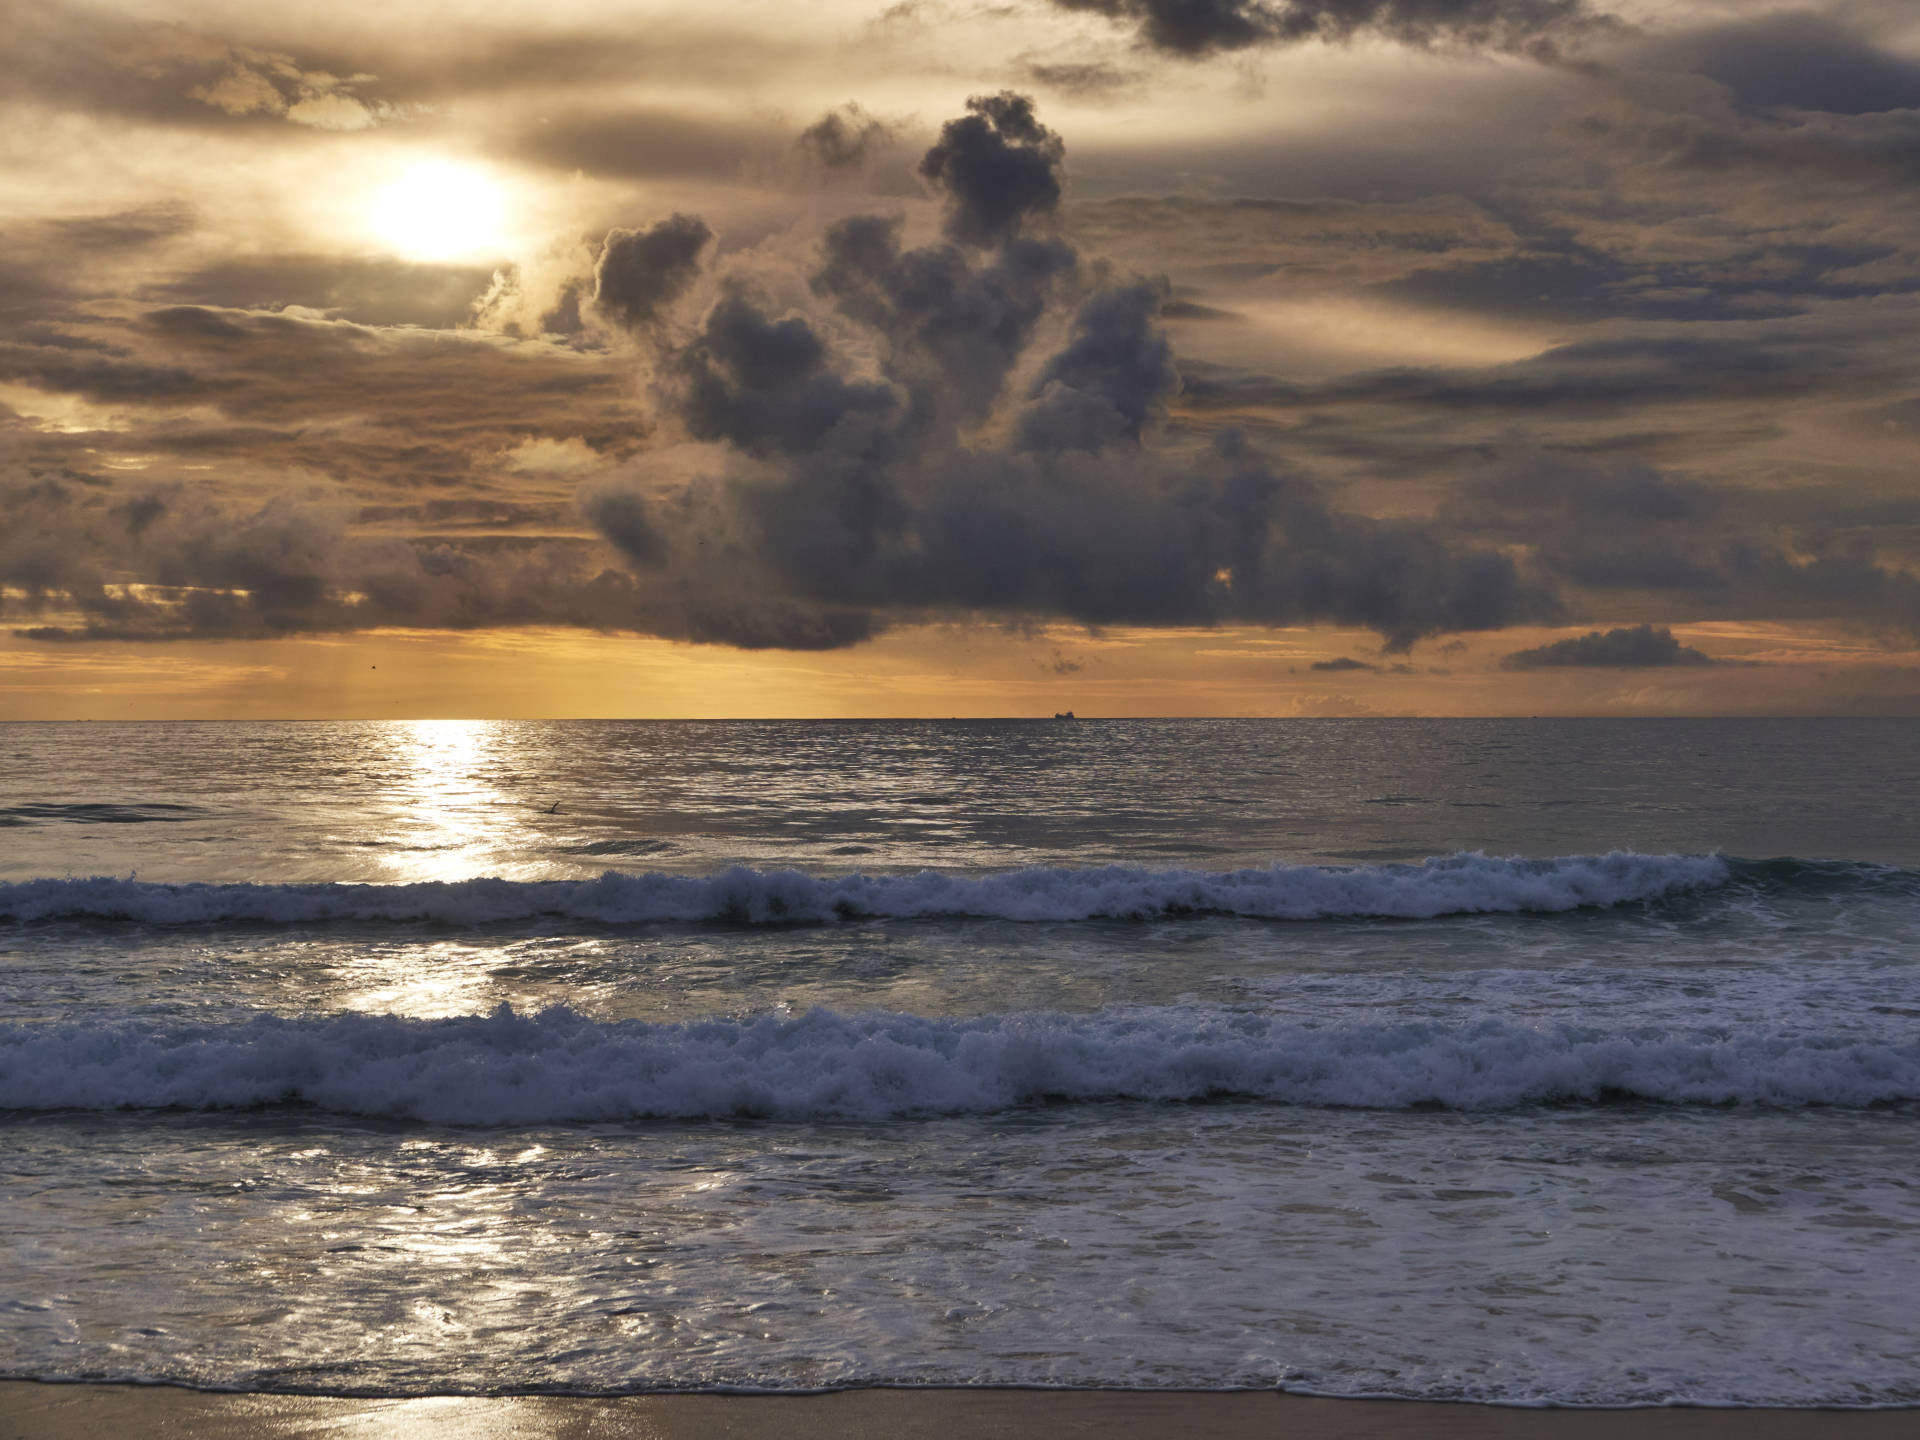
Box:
[2,1384,1914,1440]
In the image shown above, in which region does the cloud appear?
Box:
[813,214,1077,425]
[565,97,1559,652]
[1504,624,1710,668]
[189,56,390,131]
[45,74,1920,662]
[0,477,611,641]
[1018,60,1146,99]
[1441,459,1920,638]
[1019,280,1177,451]
[669,288,900,458]
[1053,0,1271,56]
[594,215,713,330]
[1046,0,1618,60]
[508,107,769,181]
[918,92,1066,248]
[798,104,895,171]
[579,486,667,567]
[1310,655,1373,670]
[1647,12,1920,117]
[1,5,402,132]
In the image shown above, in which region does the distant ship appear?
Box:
[1053,710,1076,720]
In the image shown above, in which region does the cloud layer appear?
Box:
[5,0,1920,712]
[1048,0,1618,59]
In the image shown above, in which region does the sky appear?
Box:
[5,0,1920,718]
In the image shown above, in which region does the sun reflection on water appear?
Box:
[373,719,538,884]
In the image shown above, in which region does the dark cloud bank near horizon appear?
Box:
[1504,624,1710,669]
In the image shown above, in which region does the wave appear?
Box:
[0,801,207,827]
[0,851,1731,927]
[2,1005,1913,1123]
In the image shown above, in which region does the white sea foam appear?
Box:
[0,850,1730,926]
[3,1004,1912,1123]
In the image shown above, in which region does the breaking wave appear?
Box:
[2,1005,1913,1123]
[0,850,1731,927]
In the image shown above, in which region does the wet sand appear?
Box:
[1,1384,1913,1439]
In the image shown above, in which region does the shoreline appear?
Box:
[4,1383,1917,1439]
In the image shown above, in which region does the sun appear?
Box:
[372,161,506,262]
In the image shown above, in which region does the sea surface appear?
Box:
[2,717,1917,1405]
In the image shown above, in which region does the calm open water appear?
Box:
[1,718,1917,1404]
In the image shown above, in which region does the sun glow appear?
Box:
[372,161,507,262]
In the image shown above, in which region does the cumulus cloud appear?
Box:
[1504,624,1710,668]
[570,96,1558,652]
[813,214,1077,426]
[1440,459,1920,638]
[38,70,1920,664]
[594,215,713,329]
[1646,12,1920,117]
[918,92,1066,248]
[1019,280,1177,451]
[670,289,899,458]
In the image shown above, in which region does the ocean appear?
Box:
[2,717,1917,1406]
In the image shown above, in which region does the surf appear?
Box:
[0,850,1733,927]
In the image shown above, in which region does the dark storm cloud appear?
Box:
[1018,60,1146,99]
[1445,459,1920,637]
[1456,462,1726,593]
[798,105,896,171]
[1504,624,1709,668]
[1018,280,1177,451]
[35,63,1920,662]
[1465,461,1714,526]
[1047,0,1617,59]
[1605,105,1920,188]
[918,93,1066,248]
[1052,0,1270,55]
[670,289,899,459]
[855,437,1548,647]
[594,216,713,330]
[1723,542,1920,631]
[1649,12,1920,117]
[1185,323,1880,421]
[813,214,1077,425]
[578,486,668,567]
[566,98,1558,653]
[1449,459,1742,595]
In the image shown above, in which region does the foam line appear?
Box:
[0,851,1731,926]
[3,1005,1912,1123]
